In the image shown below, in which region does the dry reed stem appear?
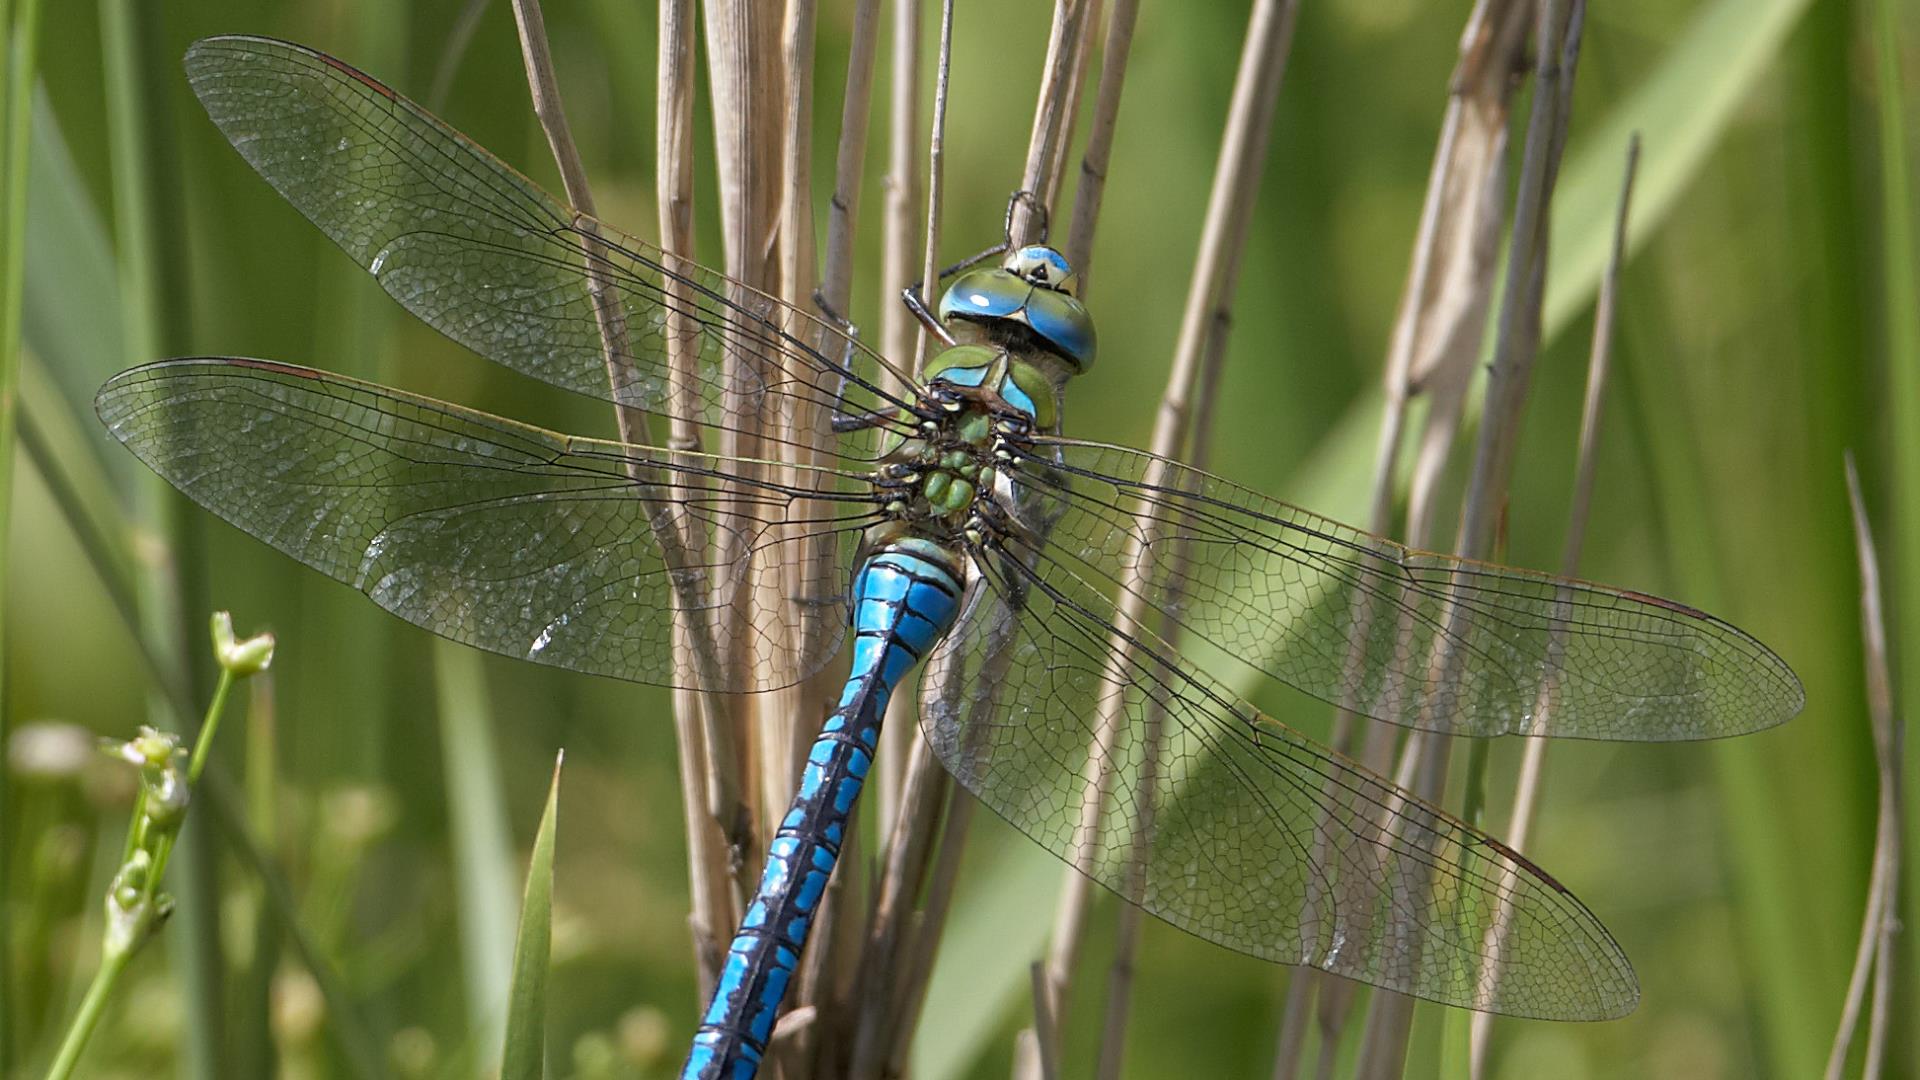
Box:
[1826,456,1903,1080]
[1355,2,1583,1075]
[1468,131,1637,1080]
[875,0,926,827]
[1035,2,1299,1073]
[1064,0,1140,296]
[799,0,886,1059]
[821,0,883,318]
[1043,0,1102,214]
[1271,7,1535,1073]
[509,0,761,983]
[765,0,820,877]
[1012,0,1093,245]
[651,0,747,1001]
[702,0,785,904]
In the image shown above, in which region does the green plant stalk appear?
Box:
[0,0,46,1065]
[1872,0,1920,1031]
[44,664,237,1080]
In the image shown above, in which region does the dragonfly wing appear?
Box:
[919,538,1637,1020]
[1010,438,1803,741]
[183,36,917,460]
[97,359,872,691]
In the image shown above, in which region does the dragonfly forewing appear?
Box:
[183,35,918,463]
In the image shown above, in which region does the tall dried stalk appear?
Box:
[1468,131,1638,1080]
[1280,15,1528,1080]
[652,0,745,1002]
[1824,457,1902,1080]
[1271,7,1536,1073]
[1355,4,1584,1076]
[1063,0,1140,296]
[875,0,926,827]
[1009,2,1298,1075]
[701,0,786,919]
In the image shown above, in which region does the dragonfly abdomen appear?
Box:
[682,537,964,1080]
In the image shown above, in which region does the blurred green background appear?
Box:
[5,0,1917,1077]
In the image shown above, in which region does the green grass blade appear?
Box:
[912,840,1061,1080]
[434,641,519,1071]
[501,751,564,1080]
[1872,0,1920,1063]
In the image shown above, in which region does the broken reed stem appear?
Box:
[1468,130,1637,1080]
[1064,0,1140,296]
[1826,456,1903,1080]
[1356,2,1583,1075]
[1038,1,1299,1073]
[874,0,925,832]
[1273,7,1535,1075]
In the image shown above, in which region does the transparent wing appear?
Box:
[183,35,919,461]
[96,359,879,691]
[1007,438,1802,741]
[920,538,1638,1020]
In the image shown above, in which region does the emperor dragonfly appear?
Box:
[93,37,1804,1080]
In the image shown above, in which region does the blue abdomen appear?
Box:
[682,537,964,1080]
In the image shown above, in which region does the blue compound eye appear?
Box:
[1004,245,1077,296]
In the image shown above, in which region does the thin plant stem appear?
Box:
[1825,456,1902,1080]
[1469,130,1638,1080]
[47,648,242,1080]
[1033,2,1297,1074]
[1011,0,1092,245]
[654,0,742,1002]
[426,0,493,112]
[1357,3,1584,1075]
[1274,9,1531,1073]
[1088,6,1299,1078]
[702,0,783,884]
[0,0,46,1062]
[44,950,132,1080]
[1063,0,1139,295]
[874,0,925,830]
[820,0,882,318]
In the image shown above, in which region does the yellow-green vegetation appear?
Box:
[3,2,1913,1078]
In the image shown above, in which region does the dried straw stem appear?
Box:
[1038,1,1299,1073]
[1272,7,1536,1072]
[1064,0,1140,294]
[702,0,785,904]
[1825,457,1902,1080]
[820,0,883,318]
[1012,0,1095,245]
[1356,2,1585,1074]
[1469,131,1637,1080]
[875,0,926,827]
[651,0,748,1001]
[846,6,958,1075]
[512,0,748,995]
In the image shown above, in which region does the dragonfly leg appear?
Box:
[811,288,922,434]
[897,190,1051,342]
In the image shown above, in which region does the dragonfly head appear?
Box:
[938,244,1097,375]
